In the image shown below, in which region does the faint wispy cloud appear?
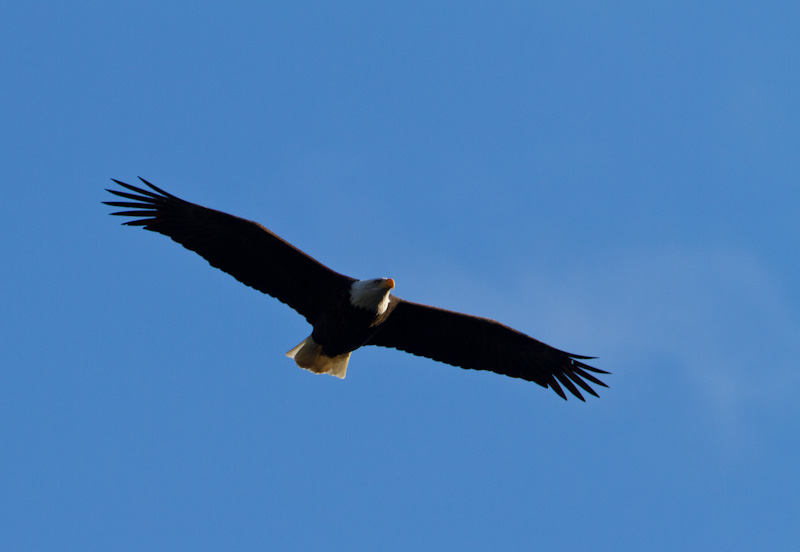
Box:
[506,245,799,444]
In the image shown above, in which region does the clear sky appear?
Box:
[2,2,799,550]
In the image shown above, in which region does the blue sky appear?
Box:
[2,1,799,550]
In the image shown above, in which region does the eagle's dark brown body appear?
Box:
[311,287,391,358]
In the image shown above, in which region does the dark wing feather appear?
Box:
[367,298,609,400]
[104,178,354,323]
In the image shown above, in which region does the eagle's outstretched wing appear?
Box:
[368,297,609,400]
[104,178,354,323]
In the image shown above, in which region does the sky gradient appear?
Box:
[3,2,799,550]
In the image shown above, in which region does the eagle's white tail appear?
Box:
[286,336,350,379]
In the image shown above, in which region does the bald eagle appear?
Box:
[104,178,608,401]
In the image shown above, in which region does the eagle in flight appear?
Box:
[105,178,609,400]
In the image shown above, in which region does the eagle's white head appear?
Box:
[350,278,395,314]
